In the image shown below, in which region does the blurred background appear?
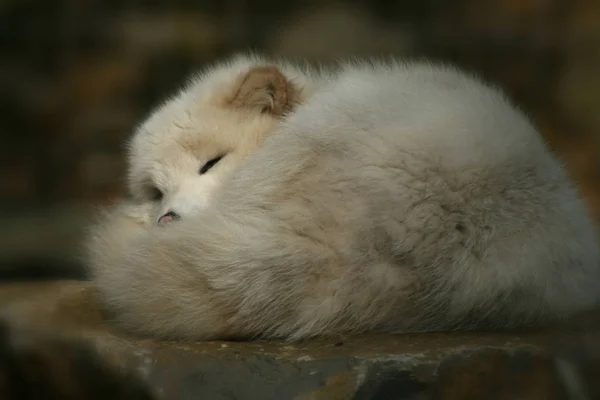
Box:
[0,0,599,280]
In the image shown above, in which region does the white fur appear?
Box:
[87,54,600,341]
[127,54,326,222]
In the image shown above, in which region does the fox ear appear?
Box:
[226,66,299,116]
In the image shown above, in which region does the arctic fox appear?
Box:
[88,54,600,341]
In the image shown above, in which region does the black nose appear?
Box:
[158,210,181,226]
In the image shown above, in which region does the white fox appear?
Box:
[87,54,600,341]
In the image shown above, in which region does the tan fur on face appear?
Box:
[124,54,324,222]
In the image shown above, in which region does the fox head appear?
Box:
[126,55,316,225]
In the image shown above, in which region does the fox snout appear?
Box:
[158,210,181,226]
[155,179,220,226]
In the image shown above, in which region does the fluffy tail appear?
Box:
[86,194,416,341]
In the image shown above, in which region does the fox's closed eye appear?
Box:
[199,156,223,174]
[149,187,164,201]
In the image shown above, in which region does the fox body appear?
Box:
[88,54,600,341]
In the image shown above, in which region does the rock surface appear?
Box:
[0,281,599,400]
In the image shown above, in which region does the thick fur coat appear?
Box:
[87,54,600,341]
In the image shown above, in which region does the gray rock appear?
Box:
[0,281,598,400]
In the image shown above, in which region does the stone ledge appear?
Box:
[0,281,599,399]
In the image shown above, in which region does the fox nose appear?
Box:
[158,210,181,226]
